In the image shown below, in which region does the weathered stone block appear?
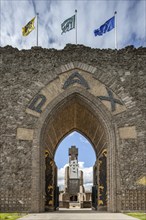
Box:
[119,126,137,139]
[17,128,34,140]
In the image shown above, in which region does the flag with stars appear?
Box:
[94,16,115,36]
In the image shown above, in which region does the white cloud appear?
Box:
[58,161,93,192]
[79,136,90,144]
[58,163,69,191]
[79,161,93,192]
[1,0,145,49]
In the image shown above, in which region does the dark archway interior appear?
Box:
[70,195,78,202]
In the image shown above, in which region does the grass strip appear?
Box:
[127,213,146,220]
[0,213,26,220]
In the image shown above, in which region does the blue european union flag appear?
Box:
[94,16,115,36]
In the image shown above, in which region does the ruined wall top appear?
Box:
[1,43,146,55]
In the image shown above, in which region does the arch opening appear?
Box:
[54,131,96,208]
[54,131,96,168]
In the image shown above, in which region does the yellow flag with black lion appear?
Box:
[22,17,35,36]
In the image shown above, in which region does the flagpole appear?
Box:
[36,13,39,46]
[114,11,117,49]
[144,1,146,47]
[75,9,77,44]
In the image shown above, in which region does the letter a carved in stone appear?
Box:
[63,72,90,90]
[28,94,46,113]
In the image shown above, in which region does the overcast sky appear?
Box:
[1,0,146,50]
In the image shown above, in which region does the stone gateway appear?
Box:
[0,44,146,213]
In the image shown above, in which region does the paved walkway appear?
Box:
[19,209,138,220]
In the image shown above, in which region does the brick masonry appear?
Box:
[0,44,146,212]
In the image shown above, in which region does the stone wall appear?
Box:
[0,44,146,212]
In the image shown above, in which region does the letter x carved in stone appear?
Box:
[98,88,123,112]
[28,94,46,113]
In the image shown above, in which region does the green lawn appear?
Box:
[127,213,146,220]
[0,213,25,220]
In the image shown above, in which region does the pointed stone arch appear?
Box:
[30,86,117,212]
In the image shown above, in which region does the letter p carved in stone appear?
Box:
[28,94,46,113]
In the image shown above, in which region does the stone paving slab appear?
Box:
[19,212,138,220]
